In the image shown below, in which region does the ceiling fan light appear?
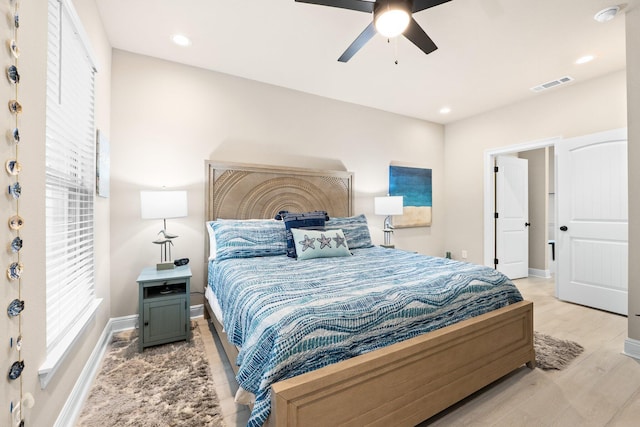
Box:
[375,9,410,37]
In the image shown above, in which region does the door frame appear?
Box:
[483,136,560,270]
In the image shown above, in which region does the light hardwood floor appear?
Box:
[199,276,640,426]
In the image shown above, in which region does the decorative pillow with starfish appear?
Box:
[291,228,351,260]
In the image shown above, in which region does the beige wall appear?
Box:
[627,7,640,341]
[443,70,627,265]
[0,1,112,425]
[108,50,445,318]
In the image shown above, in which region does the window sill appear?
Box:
[38,298,103,389]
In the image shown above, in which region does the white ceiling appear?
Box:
[95,0,635,124]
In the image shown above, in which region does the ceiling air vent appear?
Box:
[530,76,574,93]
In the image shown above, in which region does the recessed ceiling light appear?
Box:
[594,6,620,23]
[439,107,451,114]
[171,34,191,47]
[575,55,595,64]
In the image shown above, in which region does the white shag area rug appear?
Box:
[76,323,225,427]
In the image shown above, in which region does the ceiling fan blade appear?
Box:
[338,22,377,62]
[295,0,375,13]
[412,0,452,13]
[403,17,438,55]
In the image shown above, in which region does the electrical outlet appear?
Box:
[461,250,468,259]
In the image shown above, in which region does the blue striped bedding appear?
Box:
[208,246,523,427]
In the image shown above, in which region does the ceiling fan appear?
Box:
[295,0,452,62]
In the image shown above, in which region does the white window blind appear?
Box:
[45,0,97,355]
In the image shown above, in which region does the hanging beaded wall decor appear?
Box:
[6,1,34,425]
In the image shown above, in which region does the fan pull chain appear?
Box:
[394,37,399,65]
[387,37,400,65]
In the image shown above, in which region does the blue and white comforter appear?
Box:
[208,247,522,426]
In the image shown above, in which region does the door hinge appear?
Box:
[494,258,499,265]
[494,166,499,173]
[494,212,499,219]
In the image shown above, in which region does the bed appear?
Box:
[204,161,535,427]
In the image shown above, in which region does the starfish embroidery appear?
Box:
[318,233,332,249]
[299,234,316,251]
[333,233,346,248]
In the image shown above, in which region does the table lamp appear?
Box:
[140,190,188,270]
[374,195,403,248]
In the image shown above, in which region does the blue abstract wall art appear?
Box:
[389,164,432,227]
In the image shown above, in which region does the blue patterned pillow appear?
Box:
[278,211,329,258]
[206,221,217,260]
[291,228,351,260]
[212,219,286,261]
[325,214,373,249]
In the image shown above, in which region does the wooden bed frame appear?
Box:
[204,161,535,426]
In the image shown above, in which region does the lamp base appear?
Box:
[380,244,395,249]
[156,262,175,271]
[383,228,394,247]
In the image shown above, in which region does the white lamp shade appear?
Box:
[374,196,404,216]
[140,191,188,219]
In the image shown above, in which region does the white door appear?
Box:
[496,156,529,279]
[556,128,628,315]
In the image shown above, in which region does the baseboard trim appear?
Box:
[191,304,204,319]
[112,314,138,332]
[528,268,551,279]
[55,308,204,427]
[623,337,640,360]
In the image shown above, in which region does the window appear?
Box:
[40,0,101,388]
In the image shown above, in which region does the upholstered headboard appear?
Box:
[205,161,354,221]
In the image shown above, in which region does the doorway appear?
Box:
[484,129,628,316]
[483,137,559,276]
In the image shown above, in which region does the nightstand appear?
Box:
[136,265,192,352]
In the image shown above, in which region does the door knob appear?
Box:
[560,226,568,231]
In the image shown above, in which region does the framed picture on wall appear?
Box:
[96,129,110,198]
[389,163,432,227]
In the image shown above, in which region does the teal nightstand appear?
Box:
[136,265,192,352]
